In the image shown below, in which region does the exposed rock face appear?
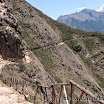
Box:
[73,45,82,52]
[0,2,24,60]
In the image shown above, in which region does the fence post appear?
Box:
[45,87,49,102]
[22,80,25,94]
[12,78,15,87]
[52,85,55,104]
[75,91,84,104]
[10,77,12,87]
[11,77,13,86]
[86,95,91,104]
[15,79,18,91]
[34,85,39,103]
[3,77,6,84]
[63,85,69,104]
[42,87,46,103]
[70,83,74,104]
[59,85,63,104]
[14,78,16,90]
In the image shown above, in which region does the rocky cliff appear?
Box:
[0,2,24,60]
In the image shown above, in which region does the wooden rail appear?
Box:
[1,76,104,104]
[70,80,104,104]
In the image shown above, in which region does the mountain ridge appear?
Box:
[57,8,104,32]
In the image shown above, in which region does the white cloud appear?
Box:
[96,4,104,12]
[77,7,87,10]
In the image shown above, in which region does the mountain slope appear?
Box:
[0,0,104,103]
[57,9,104,32]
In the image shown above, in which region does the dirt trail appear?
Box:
[0,57,18,74]
[0,63,6,74]
[0,55,32,104]
[55,42,64,46]
[0,81,33,104]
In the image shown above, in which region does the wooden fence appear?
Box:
[1,77,104,104]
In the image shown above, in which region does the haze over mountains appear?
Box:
[57,4,104,32]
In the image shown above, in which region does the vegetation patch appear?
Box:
[79,101,86,104]
[21,23,31,28]
[0,65,21,81]
[83,39,95,52]
[96,74,104,88]
[21,31,41,49]
[54,22,73,41]
[33,48,55,71]
[18,60,25,72]
[98,34,104,44]
[13,4,20,10]
[18,20,31,28]
[54,76,63,83]
[65,40,78,52]
[79,54,92,67]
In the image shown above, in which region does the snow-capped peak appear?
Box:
[96,4,104,12]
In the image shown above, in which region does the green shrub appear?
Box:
[96,74,104,88]
[22,23,31,28]
[13,4,20,10]
[98,34,104,44]
[79,54,92,67]
[18,60,25,72]
[54,76,63,83]
[21,31,41,49]
[33,49,55,71]
[83,39,95,52]
[18,20,31,28]
[79,101,86,104]
[65,40,78,50]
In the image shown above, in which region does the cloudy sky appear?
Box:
[26,0,104,20]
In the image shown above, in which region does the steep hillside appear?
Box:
[0,0,55,95]
[0,0,104,103]
[57,9,104,32]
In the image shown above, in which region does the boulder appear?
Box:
[73,45,82,52]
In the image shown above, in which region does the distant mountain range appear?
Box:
[57,5,104,32]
